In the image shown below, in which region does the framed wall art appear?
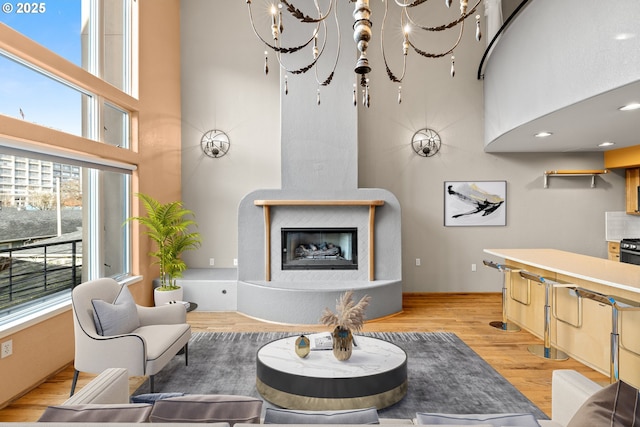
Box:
[444,181,507,227]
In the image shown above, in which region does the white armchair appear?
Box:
[70,278,191,395]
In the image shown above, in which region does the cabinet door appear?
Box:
[626,168,640,215]
[608,241,620,262]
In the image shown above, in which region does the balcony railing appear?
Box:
[0,238,82,313]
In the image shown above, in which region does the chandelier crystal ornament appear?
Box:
[246,0,482,106]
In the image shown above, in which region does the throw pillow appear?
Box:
[415,412,540,427]
[37,403,152,422]
[567,380,640,427]
[130,392,185,404]
[264,407,380,424]
[148,394,263,425]
[92,284,140,336]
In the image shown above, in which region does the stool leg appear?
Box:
[528,282,569,360]
[489,270,520,332]
[610,307,620,383]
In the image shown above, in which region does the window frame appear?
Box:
[0,0,140,334]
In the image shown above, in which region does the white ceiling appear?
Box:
[484,79,640,153]
[483,0,640,153]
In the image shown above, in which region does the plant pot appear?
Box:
[332,326,353,361]
[154,286,184,306]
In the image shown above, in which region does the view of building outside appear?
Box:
[0,0,131,323]
[0,154,83,313]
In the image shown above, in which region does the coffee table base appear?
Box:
[256,378,408,411]
[256,336,408,411]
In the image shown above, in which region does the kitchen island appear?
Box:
[484,248,640,387]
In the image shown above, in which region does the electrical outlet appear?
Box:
[1,340,12,358]
[415,258,421,266]
[471,263,477,272]
[209,258,215,266]
[233,258,238,266]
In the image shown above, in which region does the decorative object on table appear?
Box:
[294,334,311,358]
[126,193,201,306]
[332,326,353,361]
[444,180,507,227]
[320,290,371,361]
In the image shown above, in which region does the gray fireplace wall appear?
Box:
[236,1,402,286]
[238,188,401,283]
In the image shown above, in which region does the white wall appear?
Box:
[180,0,626,293]
[180,0,281,269]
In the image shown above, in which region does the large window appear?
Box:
[0,1,83,67]
[0,152,132,321]
[0,0,137,325]
[0,54,89,136]
[0,0,134,95]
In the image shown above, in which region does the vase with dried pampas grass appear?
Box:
[319,290,371,361]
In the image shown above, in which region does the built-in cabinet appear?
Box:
[625,168,640,215]
[608,241,620,262]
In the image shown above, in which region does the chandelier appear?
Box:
[246,0,483,107]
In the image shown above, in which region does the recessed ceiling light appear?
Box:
[534,132,553,138]
[598,141,615,147]
[619,102,640,111]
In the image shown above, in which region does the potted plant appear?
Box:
[127,193,201,306]
[320,290,371,361]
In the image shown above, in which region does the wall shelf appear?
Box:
[543,169,609,188]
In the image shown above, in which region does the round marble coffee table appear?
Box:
[256,335,407,410]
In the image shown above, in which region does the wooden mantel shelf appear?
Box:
[254,199,385,207]
[254,199,385,281]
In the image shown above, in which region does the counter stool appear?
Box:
[572,288,640,383]
[519,271,569,361]
[483,260,521,332]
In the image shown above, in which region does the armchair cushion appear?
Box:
[38,403,152,422]
[148,394,263,425]
[92,284,140,336]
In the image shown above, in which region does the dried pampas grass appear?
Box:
[319,290,371,332]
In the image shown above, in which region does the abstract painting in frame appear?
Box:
[444,181,507,227]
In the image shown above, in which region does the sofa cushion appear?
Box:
[415,412,540,427]
[567,380,640,427]
[92,284,140,336]
[148,394,262,425]
[130,392,185,403]
[264,407,380,424]
[37,403,152,422]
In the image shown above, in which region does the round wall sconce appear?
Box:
[201,129,230,158]
[411,128,441,157]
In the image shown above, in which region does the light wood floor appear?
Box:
[0,293,608,422]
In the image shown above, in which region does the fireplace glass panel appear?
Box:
[282,228,357,270]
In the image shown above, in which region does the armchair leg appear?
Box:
[150,375,154,393]
[70,370,80,397]
[185,343,188,366]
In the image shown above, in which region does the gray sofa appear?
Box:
[0,368,607,426]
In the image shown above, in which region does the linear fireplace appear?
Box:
[281,227,358,270]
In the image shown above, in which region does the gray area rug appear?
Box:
[134,331,547,420]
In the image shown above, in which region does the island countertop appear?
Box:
[483,248,640,295]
